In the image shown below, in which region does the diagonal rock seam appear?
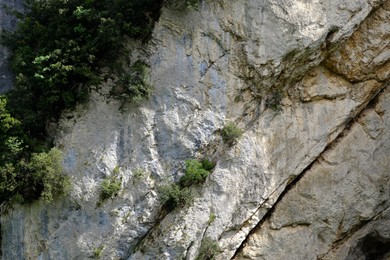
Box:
[231,84,388,259]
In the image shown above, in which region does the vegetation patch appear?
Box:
[221,122,243,145]
[0,0,201,205]
[92,245,104,259]
[98,167,121,205]
[196,237,221,260]
[159,158,215,211]
[109,60,152,110]
[0,145,71,204]
[179,159,215,187]
[158,184,193,212]
[1,0,163,139]
[266,90,284,112]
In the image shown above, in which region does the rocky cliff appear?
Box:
[1,0,389,259]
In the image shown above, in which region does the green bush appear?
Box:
[200,159,216,172]
[158,183,193,212]
[0,147,70,204]
[179,159,210,187]
[0,96,70,204]
[221,122,243,145]
[99,176,121,203]
[27,148,71,203]
[109,60,152,109]
[158,158,215,211]
[196,237,220,260]
[93,245,104,259]
[0,96,23,165]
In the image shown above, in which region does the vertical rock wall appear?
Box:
[0,0,23,93]
[0,0,389,259]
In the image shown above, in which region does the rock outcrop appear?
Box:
[1,0,389,259]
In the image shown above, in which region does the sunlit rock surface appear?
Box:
[1,0,389,259]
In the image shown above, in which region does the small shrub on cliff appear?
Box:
[158,183,193,212]
[26,148,71,203]
[196,237,221,260]
[99,175,121,203]
[179,159,215,187]
[266,90,283,112]
[221,122,243,145]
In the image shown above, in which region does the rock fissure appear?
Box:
[1,0,390,259]
[232,84,388,259]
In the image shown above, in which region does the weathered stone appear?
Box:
[0,0,389,259]
[325,0,390,82]
[236,87,390,260]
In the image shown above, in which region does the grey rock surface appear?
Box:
[0,0,389,259]
[0,0,23,93]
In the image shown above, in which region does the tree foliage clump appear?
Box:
[2,0,164,139]
[0,96,70,204]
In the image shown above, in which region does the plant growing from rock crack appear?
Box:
[159,158,215,211]
[179,159,215,187]
[196,237,221,260]
[266,90,284,112]
[221,122,243,145]
[93,245,104,259]
[158,183,193,212]
[98,167,121,205]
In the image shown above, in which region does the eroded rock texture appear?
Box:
[1,0,389,259]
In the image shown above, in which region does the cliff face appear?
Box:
[1,0,390,259]
[0,0,23,93]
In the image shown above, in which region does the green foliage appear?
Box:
[112,165,120,175]
[158,183,192,212]
[196,237,221,260]
[99,175,121,203]
[25,148,71,203]
[93,245,104,259]
[208,212,216,224]
[110,60,152,109]
[2,0,163,140]
[179,159,214,187]
[221,122,243,145]
[158,158,214,211]
[0,147,70,204]
[0,97,70,204]
[0,96,23,165]
[266,90,284,112]
[200,159,216,172]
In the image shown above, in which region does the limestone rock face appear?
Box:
[1,0,389,259]
[0,0,23,93]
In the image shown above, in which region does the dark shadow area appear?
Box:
[346,232,390,260]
